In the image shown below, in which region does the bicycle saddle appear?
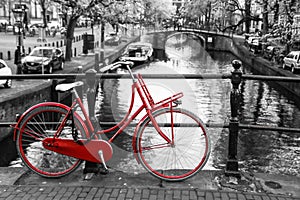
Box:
[55,81,84,92]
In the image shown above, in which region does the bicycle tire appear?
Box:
[136,107,210,181]
[16,105,87,178]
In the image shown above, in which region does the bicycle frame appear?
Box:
[67,71,183,146]
[13,62,184,165]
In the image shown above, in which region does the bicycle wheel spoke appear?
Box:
[16,106,86,178]
[142,143,171,151]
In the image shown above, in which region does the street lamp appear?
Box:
[12,6,26,74]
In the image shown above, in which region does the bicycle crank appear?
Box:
[42,138,113,163]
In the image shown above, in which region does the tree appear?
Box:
[184,0,212,28]
[53,0,113,61]
[262,0,269,34]
[244,0,252,33]
[35,0,52,28]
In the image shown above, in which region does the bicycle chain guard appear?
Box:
[42,138,113,163]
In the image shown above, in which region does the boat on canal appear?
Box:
[119,42,154,64]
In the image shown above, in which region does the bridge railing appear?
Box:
[0,60,300,177]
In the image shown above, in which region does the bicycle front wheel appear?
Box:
[16,105,87,178]
[136,108,210,181]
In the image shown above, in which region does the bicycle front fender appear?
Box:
[132,113,150,164]
[13,102,85,141]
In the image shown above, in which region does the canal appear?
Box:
[7,33,300,177]
[96,33,300,177]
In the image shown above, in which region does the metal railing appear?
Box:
[1,60,300,177]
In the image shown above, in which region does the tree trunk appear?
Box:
[245,0,251,33]
[41,6,47,28]
[262,0,268,34]
[65,17,79,61]
[273,0,279,25]
[205,2,211,31]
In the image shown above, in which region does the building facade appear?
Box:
[0,0,60,26]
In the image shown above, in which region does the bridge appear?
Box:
[141,29,241,53]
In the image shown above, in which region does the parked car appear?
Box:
[0,59,12,88]
[28,23,42,36]
[282,51,300,73]
[263,45,285,63]
[6,25,13,32]
[104,32,121,46]
[263,46,276,60]
[245,35,262,53]
[119,42,154,63]
[291,39,300,51]
[273,46,286,65]
[0,19,9,32]
[21,47,64,74]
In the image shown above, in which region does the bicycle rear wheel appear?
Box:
[16,105,87,178]
[136,107,210,181]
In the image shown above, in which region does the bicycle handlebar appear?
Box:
[113,61,134,68]
[120,61,134,66]
[114,60,136,82]
[101,60,135,82]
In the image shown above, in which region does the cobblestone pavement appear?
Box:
[0,185,299,200]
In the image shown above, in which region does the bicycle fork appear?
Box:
[146,102,180,145]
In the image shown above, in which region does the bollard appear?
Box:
[52,42,55,47]
[225,60,242,178]
[7,51,11,60]
[0,52,2,59]
[51,80,59,102]
[28,47,31,54]
[56,41,59,47]
[83,69,101,174]
[76,66,83,99]
[95,53,99,72]
[61,40,63,47]
[74,48,77,57]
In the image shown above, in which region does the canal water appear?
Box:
[8,33,300,177]
[96,33,300,177]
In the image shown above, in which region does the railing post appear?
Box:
[225,59,242,178]
[51,79,59,102]
[84,68,100,174]
[77,66,83,99]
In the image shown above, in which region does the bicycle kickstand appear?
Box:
[98,150,109,174]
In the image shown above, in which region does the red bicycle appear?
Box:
[13,61,210,181]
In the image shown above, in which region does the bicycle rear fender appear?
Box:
[13,102,88,141]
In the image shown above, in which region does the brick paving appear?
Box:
[0,185,299,200]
